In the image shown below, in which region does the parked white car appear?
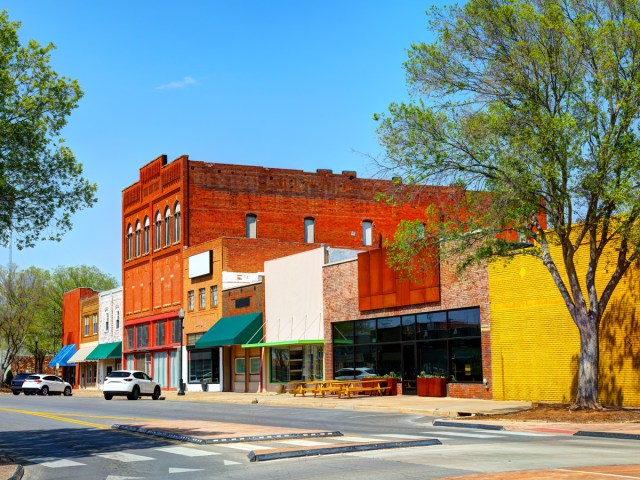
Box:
[103,370,161,401]
[334,367,378,380]
[21,374,73,396]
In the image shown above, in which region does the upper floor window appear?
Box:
[84,315,89,336]
[134,221,141,257]
[173,202,181,243]
[155,320,165,346]
[246,214,257,239]
[115,309,120,329]
[211,285,218,307]
[164,207,171,246]
[126,224,133,260]
[199,288,206,309]
[188,290,195,311]
[362,220,373,247]
[92,313,98,334]
[143,216,150,254]
[172,318,181,344]
[154,211,162,250]
[304,217,315,243]
[105,310,110,331]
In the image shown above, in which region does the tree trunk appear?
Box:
[574,314,600,409]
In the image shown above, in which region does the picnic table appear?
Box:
[287,379,389,398]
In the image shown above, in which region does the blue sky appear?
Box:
[1,1,444,282]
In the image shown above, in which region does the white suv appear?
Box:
[103,370,162,401]
[22,374,73,396]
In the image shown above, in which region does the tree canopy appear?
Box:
[375,0,640,408]
[0,10,96,250]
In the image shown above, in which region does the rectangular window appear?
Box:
[235,296,250,309]
[304,217,315,243]
[362,220,373,246]
[186,332,204,346]
[246,214,257,238]
[115,310,120,329]
[135,324,148,348]
[188,290,195,311]
[189,350,213,384]
[155,321,165,346]
[105,312,110,332]
[211,285,218,307]
[270,345,323,383]
[172,319,181,344]
[126,327,134,350]
[92,314,98,334]
[84,315,89,336]
[249,357,261,375]
[235,357,246,374]
[199,288,206,309]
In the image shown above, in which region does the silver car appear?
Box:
[21,374,73,396]
[103,370,161,401]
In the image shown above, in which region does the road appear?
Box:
[1,394,638,479]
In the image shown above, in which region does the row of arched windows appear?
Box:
[126,202,181,261]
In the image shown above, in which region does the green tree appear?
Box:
[0,10,96,250]
[375,0,640,409]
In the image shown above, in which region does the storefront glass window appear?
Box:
[450,338,482,381]
[354,319,376,344]
[270,347,289,383]
[377,316,401,343]
[417,312,448,340]
[189,350,213,383]
[401,315,416,340]
[448,308,481,338]
[418,340,448,377]
[270,345,324,383]
[332,322,353,344]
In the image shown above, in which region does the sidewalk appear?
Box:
[3,390,640,479]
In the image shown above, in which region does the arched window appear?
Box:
[173,202,181,243]
[246,214,257,239]
[126,224,133,260]
[164,207,171,247]
[143,216,150,254]
[154,211,161,250]
[362,220,373,246]
[304,217,315,243]
[134,220,141,257]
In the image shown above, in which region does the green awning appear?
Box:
[195,313,263,348]
[86,342,122,360]
[242,339,324,348]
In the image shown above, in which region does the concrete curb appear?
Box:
[248,438,442,462]
[574,431,640,441]
[432,420,505,430]
[112,424,343,444]
[7,465,22,480]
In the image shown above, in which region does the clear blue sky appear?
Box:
[1,1,445,283]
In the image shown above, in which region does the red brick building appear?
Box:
[122,154,460,389]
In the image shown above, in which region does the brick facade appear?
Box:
[323,256,493,399]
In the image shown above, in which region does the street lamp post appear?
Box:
[177,308,185,396]
[34,335,38,373]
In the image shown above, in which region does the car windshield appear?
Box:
[14,374,29,380]
[107,372,131,378]
[26,375,40,380]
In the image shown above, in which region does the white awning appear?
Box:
[68,345,98,363]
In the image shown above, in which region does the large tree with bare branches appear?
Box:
[375,0,640,409]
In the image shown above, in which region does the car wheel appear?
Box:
[104,393,113,400]
[12,391,20,396]
[152,386,161,400]
[63,387,72,396]
[127,386,140,400]
[41,386,49,396]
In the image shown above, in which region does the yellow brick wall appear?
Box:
[489,238,640,406]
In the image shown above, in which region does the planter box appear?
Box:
[417,377,447,397]
[374,377,398,395]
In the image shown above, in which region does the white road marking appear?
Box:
[279,439,332,447]
[97,452,154,462]
[372,434,430,440]
[426,431,502,439]
[155,446,219,457]
[217,443,274,451]
[224,460,241,466]
[494,430,554,437]
[31,457,85,468]
[169,467,205,473]
[333,436,379,443]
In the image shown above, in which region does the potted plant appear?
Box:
[416,371,447,397]
[200,377,209,392]
[383,371,401,396]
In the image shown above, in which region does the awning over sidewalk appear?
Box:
[86,341,122,360]
[48,344,76,367]
[195,313,263,348]
[242,339,324,348]
[68,345,98,363]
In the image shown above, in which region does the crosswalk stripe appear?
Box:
[97,452,154,462]
[155,446,220,457]
[333,436,379,443]
[218,443,275,451]
[372,434,430,440]
[426,431,502,439]
[31,457,85,468]
[492,431,553,437]
[279,439,332,447]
